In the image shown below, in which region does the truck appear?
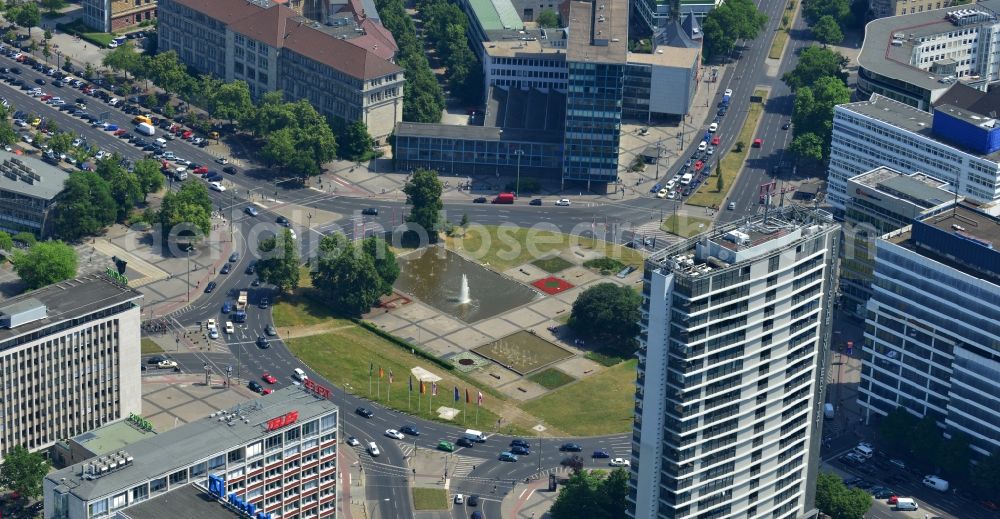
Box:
[492,193,515,204]
[463,429,486,442]
[922,475,949,492]
[135,122,155,136]
[237,291,248,311]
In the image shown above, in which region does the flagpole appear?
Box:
[377,374,381,401]
[368,360,372,397]
[476,401,479,426]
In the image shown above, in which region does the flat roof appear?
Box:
[566,0,628,64]
[467,0,524,32]
[839,94,1000,161]
[627,47,700,68]
[395,121,563,144]
[48,386,338,502]
[858,1,1000,93]
[484,38,566,57]
[888,202,1000,284]
[0,274,142,344]
[850,167,954,209]
[125,484,239,519]
[0,150,68,200]
[71,421,158,458]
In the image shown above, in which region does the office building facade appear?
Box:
[82,0,157,33]
[858,203,1000,456]
[0,275,142,457]
[0,151,68,237]
[45,385,340,519]
[158,0,404,142]
[629,207,840,519]
[828,95,1000,211]
[840,168,955,317]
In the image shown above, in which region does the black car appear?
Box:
[782,122,791,130]
[361,207,378,216]
[511,439,530,449]
[355,407,374,418]
[717,108,727,116]
[466,495,479,506]
[473,197,487,203]
[276,216,290,226]
[10,67,19,74]
[229,251,240,262]
[259,297,269,309]
[529,198,542,206]
[400,425,420,436]
[256,336,270,349]
[33,78,44,85]
[52,80,63,88]
[248,380,264,393]
[220,263,231,274]
[147,355,165,364]
[223,165,238,174]
[592,449,610,459]
[204,281,217,293]
[560,442,582,452]
[511,445,531,455]
[245,262,256,275]
[456,437,475,448]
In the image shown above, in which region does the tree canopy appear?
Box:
[550,468,629,519]
[815,472,872,519]
[246,96,337,180]
[0,446,49,499]
[338,120,374,161]
[361,236,399,295]
[782,45,849,91]
[811,15,845,45]
[790,75,850,161]
[311,234,395,316]
[536,9,560,28]
[569,283,641,356]
[51,173,117,241]
[803,0,851,27]
[257,229,301,292]
[377,0,445,122]
[11,2,40,36]
[403,169,444,242]
[156,181,212,243]
[702,0,768,61]
[13,241,78,289]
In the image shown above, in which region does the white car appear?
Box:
[668,190,677,200]
[724,88,733,97]
[698,141,707,152]
[157,359,178,369]
[555,198,571,206]
[384,429,404,440]
[367,442,380,457]
[207,318,216,329]
[225,321,234,334]
[108,41,119,49]
[210,182,226,192]
[345,436,361,446]
[707,147,715,156]
[656,188,668,199]
[208,326,219,339]
[610,458,631,467]
[454,494,464,504]
[709,122,718,132]
[215,157,229,165]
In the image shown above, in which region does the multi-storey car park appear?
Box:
[629,207,840,519]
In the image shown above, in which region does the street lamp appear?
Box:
[186,247,193,301]
[514,149,524,198]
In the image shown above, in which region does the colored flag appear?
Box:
[388,370,394,384]
[378,366,384,379]
[477,391,483,406]
[420,380,425,394]
[466,388,471,404]
[431,382,438,396]
[409,375,413,392]
[454,386,460,402]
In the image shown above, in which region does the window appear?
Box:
[228,448,244,463]
[266,434,282,450]
[247,441,263,458]
[190,461,207,477]
[150,477,167,493]
[169,469,188,486]
[208,454,225,469]
[131,483,149,502]
[111,493,127,510]
[89,499,109,517]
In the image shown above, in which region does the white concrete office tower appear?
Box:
[628,207,840,519]
[45,385,340,519]
[858,202,1000,457]
[828,94,1000,212]
[0,274,143,457]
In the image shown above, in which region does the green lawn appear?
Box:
[446,225,645,271]
[769,29,789,60]
[286,328,531,435]
[584,351,624,367]
[523,359,637,436]
[688,88,769,209]
[528,368,576,390]
[532,255,574,273]
[140,338,163,354]
[412,488,448,510]
[661,215,713,238]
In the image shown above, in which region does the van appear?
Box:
[155,137,168,148]
[293,368,308,381]
[173,169,187,181]
[492,192,515,204]
[135,122,155,136]
[895,498,918,511]
[853,444,874,459]
[823,403,835,420]
[922,475,949,492]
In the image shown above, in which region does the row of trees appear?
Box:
[815,473,873,519]
[802,0,868,46]
[419,0,482,105]
[783,45,850,163]
[5,1,40,37]
[245,92,338,180]
[376,0,446,122]
[0,445,49,500]
[702,0,769,62]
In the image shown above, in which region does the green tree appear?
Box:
[803,0,850,25]
[62,55,71,70]
[41,40,50,63]
[338,120,373,161]
[40,0,66,15]
[50,174,117,241]
[84,62,94,79]
[812,15,845,45]
[815,472,872,519]
[403,169,443,242]
[0,230,12,251]
[536,8,559,27]
[970,448,1000,497]
[788,132,824,162]
[790,75,850,160]
[13,241,78,289]
[935,432,971,481]
[715,163,724,191]
[361,236,399,295]
[210,80,252,123]
[260,128,296,169]
[14,2,39,36]
[311,234,384,316]
[96,156,142,222]
[47,132,73,154]
[702,0,768,61]
[0,118,16,147]
[43,28,52,41]
[12,232,35,247]
[133,158,164,200]
[157,181,212,242]
[103,42,140,79]
[162,102,175,119]
[911,415,943,466]
[878,407,920,456]
[782,45,848,90]
[257,229,300,292]
[569,283,642,356]
[3,29,14,44]
[550,468,629,519]
[0,446,49,499]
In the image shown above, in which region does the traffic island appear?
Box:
[687,88,770,209]
[412,488,448,510]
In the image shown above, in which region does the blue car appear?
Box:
[650,183,662,194]
[498,452,518,462]
[105,124,118,131]
[221,301,233,314]
[592,449,610,459]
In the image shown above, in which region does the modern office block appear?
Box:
[828,94,1000,211]
[840,168,955,317]
[0,150,68,237]
[0,275,142,457]
[858,202,1000,456]
[45,385,340,519]
[82,0,157,33]
[629,207,840,519]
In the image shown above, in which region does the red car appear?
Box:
[262,388,273,395]
[193,166,208,175]
[169,123,180,132]
[711,136,720,146]
[262,372,277,384]
[181,130,193,140]
[40,94,52,101]
[114,129,127,136]
[694,160,704,172]
[753,138,763,147]
[887,496,898,505]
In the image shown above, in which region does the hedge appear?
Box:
[353,319,454,371]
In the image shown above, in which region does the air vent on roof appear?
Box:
[0,298,46,329]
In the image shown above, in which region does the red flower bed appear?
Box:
[532,276,574,295]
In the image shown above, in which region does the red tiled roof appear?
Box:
[170,0,265,25]
[227,3,295,48]
[283,21,402,79]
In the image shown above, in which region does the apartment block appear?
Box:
[629,207,840,519]
[840,168,955,318]
[45,385,340,519]
[0,150,68,237]
[858,202,1000,456]
[0,275,142,457]
[158,0,403,142]
[632,0,718,34]
[82,0,158,33]
[869,0,954,19]
[828,94,1000,211]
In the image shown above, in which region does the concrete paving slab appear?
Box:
[497,378,548,401]
[367,312,413,333]
[474,318,522,340]
[421,337,465,358]
[443,327,494,349]
[502,308,548,329]
[421,314,466,336]
[552,356,605,379]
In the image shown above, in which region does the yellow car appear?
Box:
[29,118,41,127]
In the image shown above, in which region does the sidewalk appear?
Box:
[339,444,366,519]
[500,477,558,519]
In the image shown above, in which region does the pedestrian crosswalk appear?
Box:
[448,454,486,479]
[631,221,683,250]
